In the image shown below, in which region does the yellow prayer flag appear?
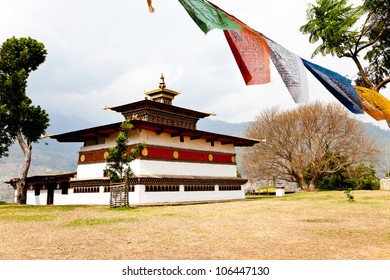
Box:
[354,86,390,121]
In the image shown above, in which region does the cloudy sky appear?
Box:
[1,0,388,132]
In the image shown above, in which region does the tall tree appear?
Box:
[0,37,49,203]
[242,102,379,191]
[300,0,390,91]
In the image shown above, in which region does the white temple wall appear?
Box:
[138,130,236,153]
[76,160,237,179]
[26,190,47,205]
[54,188,110,205]
[26,185,245,206]
[138,160,237,177]
[76,163,107,179]
[136,185,244,204]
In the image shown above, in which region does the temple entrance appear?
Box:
[47,183,56,205]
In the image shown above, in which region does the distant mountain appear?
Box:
[46,113,95,134]
[363,122,390,177]
[197,118,250,137]
[363,122,390,146]
[0,113,88,182]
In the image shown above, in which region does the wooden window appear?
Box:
[35,184,41,196]
[219,185,241,191]
[60,182,69,195]
[145,185,179,192]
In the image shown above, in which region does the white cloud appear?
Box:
[0,0,388,131]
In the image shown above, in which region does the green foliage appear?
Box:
[0,37,49,158]
[304,150,350,188]
[300,0,390,90]
[361,0,390,88]
[0,37,47,73]
[344,188,355,202]
[20,99,49,142]
[105,120,145,184]
[346,163,380,190]
[0,107,13,157]
[300,0,362,57]
[315,162,380,190]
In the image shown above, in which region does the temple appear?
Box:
[24,75,259,205]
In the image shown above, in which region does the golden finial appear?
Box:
[159,73,166,89]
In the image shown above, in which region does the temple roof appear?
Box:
[107,99,211,120]
[50,119,259,147]
[105,75,212,130]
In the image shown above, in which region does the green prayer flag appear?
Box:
[178,0,241,34]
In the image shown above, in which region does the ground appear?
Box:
[0,190,389,260]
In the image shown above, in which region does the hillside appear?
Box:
[197,118,250,137]
[363,122,390,177]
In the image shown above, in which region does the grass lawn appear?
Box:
[0,190,389,260]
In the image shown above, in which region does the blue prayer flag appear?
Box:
[302,59,363,114]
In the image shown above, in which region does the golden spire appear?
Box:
[145,74,179,105]
[159,73,166,89]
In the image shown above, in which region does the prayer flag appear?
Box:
[353,86,390,121]
[178,0,271,84]
[264,37,309,103]
[224,29,271,85]
[302,59,363,114]
[177,0,241,34]
[147,0,154,13]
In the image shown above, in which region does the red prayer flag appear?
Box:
[206,2,271,85]
[224,28,270,85]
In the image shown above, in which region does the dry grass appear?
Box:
[0,190,389,260]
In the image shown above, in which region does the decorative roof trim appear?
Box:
[50,120,259,147]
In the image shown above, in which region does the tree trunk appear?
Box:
[296,173,310,191]
[308,176,319,192]
[308,183,316,191]
[352,55,374,89]
[16,132,32,204]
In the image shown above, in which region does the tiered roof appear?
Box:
[51,75,258,147]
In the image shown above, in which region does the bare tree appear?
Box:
[242,102,379,191]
